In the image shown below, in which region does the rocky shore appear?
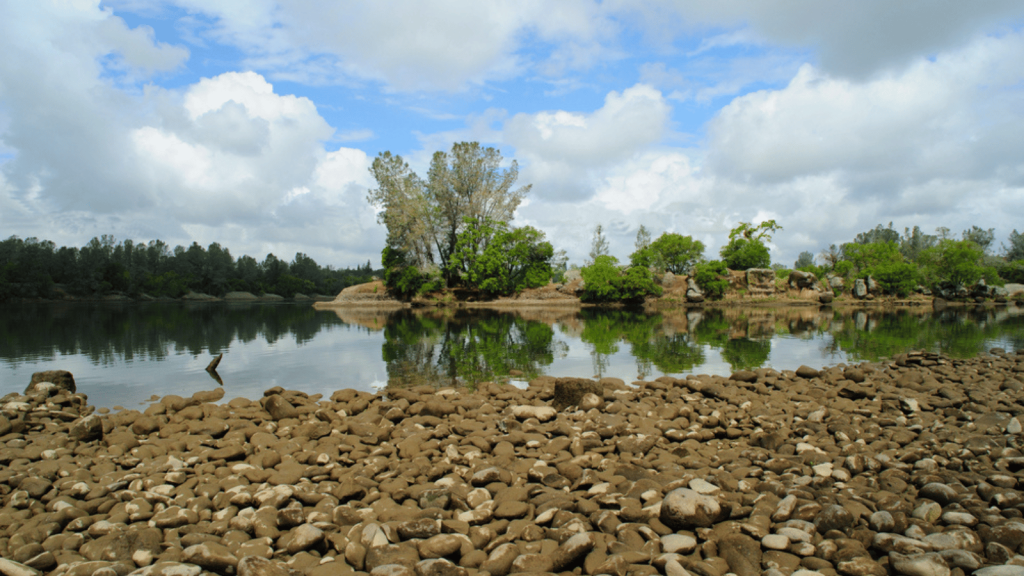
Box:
[3,350,1024,576]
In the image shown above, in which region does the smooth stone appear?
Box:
[660,488,725,529]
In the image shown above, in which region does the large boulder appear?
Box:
[746,268,775,295]
[25,370,76,395]
[552,378,603,411]
[853,278,868,299]
[788,270,817,290]
[686,278,704,303]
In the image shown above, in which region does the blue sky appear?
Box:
[2,1,1024,269]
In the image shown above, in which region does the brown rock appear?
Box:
[26,370,76,394]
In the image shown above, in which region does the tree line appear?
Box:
[368,141,1024,303]
[0,235,380,301]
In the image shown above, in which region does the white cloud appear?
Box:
[506,84,670,201]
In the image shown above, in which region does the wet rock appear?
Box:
[552,378,603,410]
[69,414,103,441]
[26,369,76,394]
[264,394,299,420]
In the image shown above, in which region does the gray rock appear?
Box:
[853,279,868,299]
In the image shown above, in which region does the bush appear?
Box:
[869,262,919,297]
[998,260,1024,284]
[580,256,661,303]
[920,239,987,289]
[694,260,729,300]
[720,238,770,270]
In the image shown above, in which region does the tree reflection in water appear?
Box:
[380,309,564,389]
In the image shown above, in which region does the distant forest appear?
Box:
[0,235,382,301]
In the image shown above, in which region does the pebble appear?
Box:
[2,350,1024,576]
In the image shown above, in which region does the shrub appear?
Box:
[720,238,770,270]
[998,260,1024,284]
[694,260,729,300]
[869,262,919,298]
[580,255,622,302]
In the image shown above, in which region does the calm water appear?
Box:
[1,302,1022,409]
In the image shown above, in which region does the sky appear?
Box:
[2,1,1023,270]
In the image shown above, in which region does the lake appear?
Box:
[2,302,1021,409]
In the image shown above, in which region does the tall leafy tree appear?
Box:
[1004,229,1024,261]
[962,225,995,254]
[793,251,814,270]
[588,224,610,265]
[631,232,705,274]
[368,143,529,288]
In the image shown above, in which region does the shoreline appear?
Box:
[2,350,1024,576]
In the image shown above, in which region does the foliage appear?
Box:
[997,260,1024,284]
[899,226,937,262]
[853,222,900,245]
[919,239,990,288]
[368,142,529,287]
[833,260,854,278]
[793,251,814,270]
[870,262,920,297]
[819,244,842,270]
[728,220,783,243]
[382,246,441,298]
[447,218,553,295]
[579,256,661,303]
[963,225,995,254]
[842,241,903,275]
[0,235,375,302]
[1004,230,1024,261]
[693,260,729,300]
[589,224,610,265]
[630,232,705,274]
[720,238,770,270]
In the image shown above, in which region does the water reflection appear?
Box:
[2,302,1021,403]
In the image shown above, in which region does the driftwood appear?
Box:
[206,353,224,385]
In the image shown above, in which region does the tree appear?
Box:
[794,251,814,270]
[631,232,705,274]
[579,255,661,303]
[1003,229,1024,261]
[962,225,995,254]
[842,241,902,275]
[635,225,652,253]
[899,226,937,262]
[368,143,530,289]
[589,224,610,265]
[919,239,996,288]
[721,239,770,270]
[720,221,780,271]
[819,244,842,270]
[447,218,553,295]
[854,222,899,245]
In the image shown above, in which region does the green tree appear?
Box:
[631,232,705,274]
[368,143,530,290]
[794,251,814,270]
[853,222,899,245]
[720,221,780,271]
[842,241,903,275]
[1003,229,1024,261]
[962,225,995,254]
[899,226,937,262]
[920,239,999,288]
[580,255,622,302]
[448,218,553,295]
[588,224,610,265]
[721,239,770,270]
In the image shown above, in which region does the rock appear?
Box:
[718,534,761,576]
[0,558,41,576]
[660,488,727,529]
[415,558,466,576]
[264,394,299,420]
[853,279,868,299]
[479,543,519,576]
[237,557,293,576]
[128,562,204,576]
[789,270,817,289]
[888,553,950,576]
[365,544,420,571]
[552,532,596,570]
[746,268,776,294]
[25,370,76,394]
[68,414,103,442]
[181,542,238,572]
[820,291,834,304]
[511,405,556,422]
[662,534,698,554]
[815,504,854,533]
[285,523,325,553]
[417,535,462,559]
[552,378,603,410]
[796,365,820,379]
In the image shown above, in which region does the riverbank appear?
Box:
[2,349,1024,576]
[314,279,1024,312]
